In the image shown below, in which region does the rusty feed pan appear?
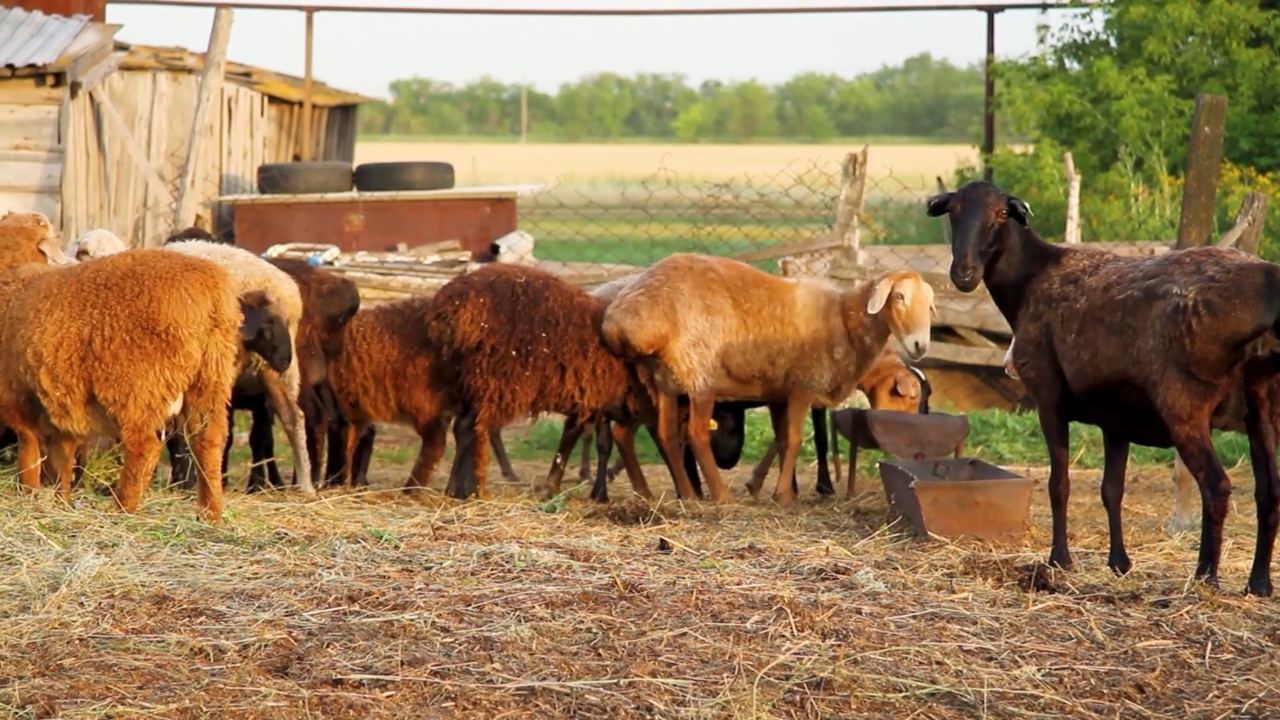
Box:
[878,458,1034,542]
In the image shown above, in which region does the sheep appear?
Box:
[601,252,935,507]
[64,228,128,261]
[0,248,279,521]
[1005,333,1267,537]
[426,263,655,501]
[325,294,458,491]
[927,179,1280,596]
[210,256,363,492]
[0,210,75,270]
[160,238,316,496]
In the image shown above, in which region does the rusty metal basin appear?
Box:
[878,458,1034,542]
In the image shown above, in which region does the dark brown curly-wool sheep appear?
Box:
[327,295,456,491]
[426,263,655,501]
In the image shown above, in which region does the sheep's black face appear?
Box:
[240,299,294,374]
[709,404,747,470]
[925,180,1031,293]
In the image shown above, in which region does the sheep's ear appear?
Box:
[866,278,894,314]
[38,238,75,265]
[894,372,917,398]
[238,290,270,341]
[925,192,954,217]
[1007,196,1033,225]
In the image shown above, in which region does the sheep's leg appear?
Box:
[813,408,834,497]
[46,434,79,503]
[187,413,230,524]
[114,427,165,515]
[246,399,283,493]
[829,409,843,496]
[748,441,779,497]
[588,417,613,503]
[538,416,587,500]
[1172,428,1232,589]
[488,428,521,483]
[771,396,809,509]
[655,392,699,501]
[1243,380,1279,597]
[341,419,369,488]
[578,425,594,481]
[444,406,483,500]
[1098,430,1132,575]
[1168,455,1198,535]
[325,417,348,487]
[262,375,316,497]
[166,431,197,491]
[686,392,730,503]
[1040,405,1074,570]
[11,425,43,493]
[607,448,626,481]
[352,424,376,487]
[613,422,649,496]
[72,442,88,490]
[405,417,447,492]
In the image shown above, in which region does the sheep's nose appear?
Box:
[912,340,927,358]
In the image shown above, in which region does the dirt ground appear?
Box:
[1,423,1278,719]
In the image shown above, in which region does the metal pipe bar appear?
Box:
[107,1,1071,16]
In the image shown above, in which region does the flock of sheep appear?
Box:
[2,174,1278,598]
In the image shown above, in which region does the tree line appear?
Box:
[357,52,988,142]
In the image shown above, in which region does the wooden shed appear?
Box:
[0,6,377,247]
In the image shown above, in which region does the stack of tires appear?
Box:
[255,160,457,195]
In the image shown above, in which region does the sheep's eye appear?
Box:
[892,291,905,302]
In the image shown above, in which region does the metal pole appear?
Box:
[301,8,314,161]
[982,8,999,182]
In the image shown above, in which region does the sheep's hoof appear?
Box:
[1246,576,1273,597]
[1107,552,1132,576]
[532,484,555,502]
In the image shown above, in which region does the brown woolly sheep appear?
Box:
[326,296,457,491]
[0,249,272,521]
[427,263,655,501]
[602,252,935,507]
[929,179,1280,596]
[0,210,75,271]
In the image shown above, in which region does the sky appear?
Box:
[103,1,1091,101]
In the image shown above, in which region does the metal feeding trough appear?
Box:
[878,458,1034,542]
[828,408,971,495]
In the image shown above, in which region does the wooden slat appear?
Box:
[0,78,63,105]
[0,103,60,151]
[89,85,173,219]
[919,340,1008,368]
[0,151,61,192]
[730,234,843,264]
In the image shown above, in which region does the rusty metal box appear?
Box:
[878,458,1034,542]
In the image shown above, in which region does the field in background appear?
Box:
[352,140,985,192]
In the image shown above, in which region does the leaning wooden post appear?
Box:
[171,5,233,238]
[1063,151,1081,244]
[1215,192,1268,255]
[1175,94,1228,250]
[833,144,869,271]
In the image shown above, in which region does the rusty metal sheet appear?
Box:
[229,196,518,257]
[879,458,1034,543]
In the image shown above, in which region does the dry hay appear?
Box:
[0,450,1278,719]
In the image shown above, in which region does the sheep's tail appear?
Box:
[600,311,668,361]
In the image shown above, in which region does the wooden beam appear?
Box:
[89,87,173,207]
[730,234,842,265]
[301,8,315,161]
[1215,191,1268,255]
[920,340,1008,368]
[1063,151,1081,244]
[172,5,233,236]
[1175,94,1228,250]
[832,145,868,270]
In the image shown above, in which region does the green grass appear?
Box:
[356,134,971,146]
[500,407,1253,478]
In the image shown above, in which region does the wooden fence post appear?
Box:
[1063,151,1081,244]
[171,5,233,239]
[1175,94,1228,250]
[1215,192,1268,255]
[834,144,869,269]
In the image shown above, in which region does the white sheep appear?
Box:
[601,252,935,507]
[161,239,316,496]
[65,228,128,261]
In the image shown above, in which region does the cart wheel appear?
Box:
[257,161,353,195]
[353,161,455,192]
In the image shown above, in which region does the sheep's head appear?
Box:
[0,211,75,269]
[708,404,748,469]
[165,226,227,246]
[925,180,1033,293]
[299,274,361,386]
[866,271,934,362]
[65,228,128,261]
[239,290,293,373]
[864,368,923,414]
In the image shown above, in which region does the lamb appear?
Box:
[0,248,278,521]
[601,252,935,507]
[160,238,316,496]
[927,179,1280,596]
[64,228,128,261]
[426,263,655,501]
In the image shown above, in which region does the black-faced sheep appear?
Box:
[601,252,935,507]
[928,179,1280,596]
[0,249,277,521]
[426,263,655,501]
[161,238,315,496]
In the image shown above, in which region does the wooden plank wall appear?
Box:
[269,101,357,163]
[61,70,275,247]
[0,78,65,224]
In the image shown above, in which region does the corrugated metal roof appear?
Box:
[0,6,91,70]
